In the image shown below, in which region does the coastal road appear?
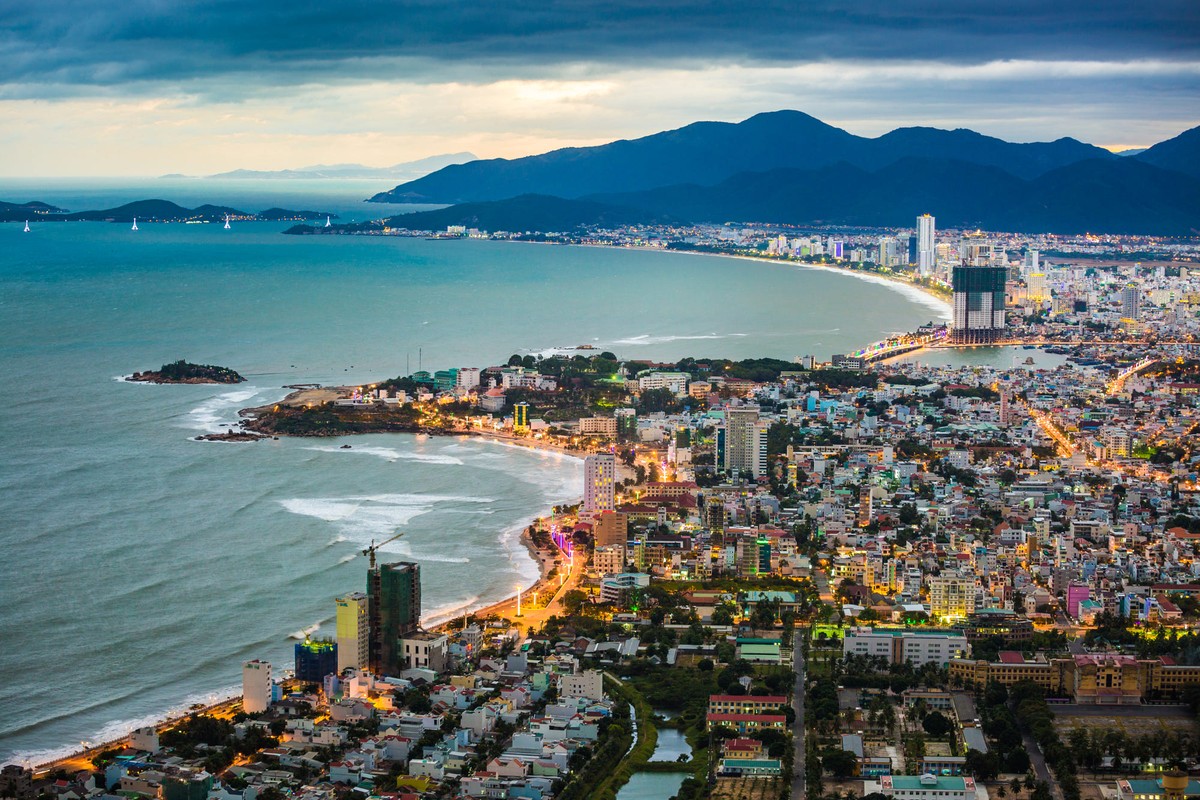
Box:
[791,634,807,800]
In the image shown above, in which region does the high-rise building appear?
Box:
[929,575,976,622]
[1023,249,1039,278]
[368,561,421,676]
[951,265,1007,344]
[1027,272,1048,302]
[294,637,338,682]
[917,214,935,275]
[583,453,616,515]
[242,659,272,713]
[723,408,767,478]
[513,402,529,432]
[592,509,628,548]
[335,592,369,673]
[1121,285,1141,321]
[877,236,901,267]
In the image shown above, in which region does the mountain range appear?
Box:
[195,152,476,181]
[365,111,1200,235]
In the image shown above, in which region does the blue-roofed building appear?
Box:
[873,774,976,800]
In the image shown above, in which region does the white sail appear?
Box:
[224,214,231,230]
[325,216,331,228]
[131,217,138,231]
[24,220,30,232]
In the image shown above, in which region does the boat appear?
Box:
[131,217,139,231]
[23,220,30,232]
[223,214,231,230]
[324,216,331,228]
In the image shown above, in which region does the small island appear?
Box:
[127,360,246,384]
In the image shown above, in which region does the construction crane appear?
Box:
[363,531,405,571]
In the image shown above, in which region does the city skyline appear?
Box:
[1,0,1197,176]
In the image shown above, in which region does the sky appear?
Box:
[1,0,1198,177]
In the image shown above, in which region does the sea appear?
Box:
[0,177,951,766]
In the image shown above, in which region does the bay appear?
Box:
[0,182,948,765]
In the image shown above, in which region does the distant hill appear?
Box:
[0,199,67,220]
[204,152,477,181]
[3,199,337,224]
[287,194,679,235]
[368,110,1116,204]
[595,157,1200,235]
[1134,125,1200,178]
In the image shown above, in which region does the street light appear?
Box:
[516,584,522,617]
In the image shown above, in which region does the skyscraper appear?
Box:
[1121,284,1140,321]
[951,265,1007,344]
[723,408,767,478]
[368,561,421,676]
[335,592,369,673]
[917,214,936,275]
[583,453,616,515]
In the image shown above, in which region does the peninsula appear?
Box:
[2,199,338,224]
[127,360,246,384]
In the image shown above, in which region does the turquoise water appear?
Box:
[0,184,946,765]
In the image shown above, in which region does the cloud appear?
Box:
[1,0,1198,94]
[0,1,1197,175]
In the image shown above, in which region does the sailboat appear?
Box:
[23,220,30,232]
[131,217,139,231]
[224,214,231,230]
[324,216,331,228]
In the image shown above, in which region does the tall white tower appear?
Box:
[242,660,272,713]
[917,214,936,275]
[583,453,616,516]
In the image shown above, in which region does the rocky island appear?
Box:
[127,360,246,384]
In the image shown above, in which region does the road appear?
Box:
[791,635,807,800]
[1021,728,1064,800]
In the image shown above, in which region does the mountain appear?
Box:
[595,157,1200,235]
[1134,125,1200,178]
[368,110,1116,204]
[204,152,477,181]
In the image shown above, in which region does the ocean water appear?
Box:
[0,181,948,766]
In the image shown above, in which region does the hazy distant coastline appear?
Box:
[163,152,477,181]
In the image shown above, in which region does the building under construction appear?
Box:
[950,264,1007,344]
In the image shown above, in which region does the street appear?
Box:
[792,636,807,800]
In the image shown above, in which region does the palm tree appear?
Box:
[1010,777,1023,798]
[998,787,1008,800]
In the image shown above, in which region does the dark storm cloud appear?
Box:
[2,0,1198,91]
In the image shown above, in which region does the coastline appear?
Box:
[23,427,583,774]
[568,241,953,321]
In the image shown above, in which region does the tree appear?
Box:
[922,710,952,738]
[822,748,859,779]
[562,590,588,616]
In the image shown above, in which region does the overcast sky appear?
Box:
[1,0,1198,177]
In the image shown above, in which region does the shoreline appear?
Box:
[20,427,584,774]
[540,240,954,322]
